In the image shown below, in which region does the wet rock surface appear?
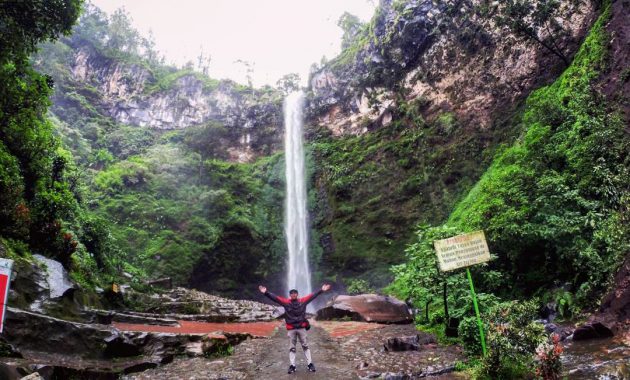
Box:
[316,294,413,324]
[1,307,245,378]
[307,0,594,137]
[319,322,463,379]
[31,255,75,300]
[384,334,437,352]
[3,307,117,358]
[562,337,630,379]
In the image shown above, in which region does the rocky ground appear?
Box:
[3,268,628,380]
[123,320,466,380]
[120,287,279,322]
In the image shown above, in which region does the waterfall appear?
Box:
[284,91,312,299]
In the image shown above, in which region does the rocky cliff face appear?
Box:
[39,40,285,162]
[306,0,595,136]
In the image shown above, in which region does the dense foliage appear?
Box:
[0,0,119,284]
[450,3,628,305]
[311,99,517,287]
[91,139,287,297]
[393,1,626,307]
[391,3,628,377]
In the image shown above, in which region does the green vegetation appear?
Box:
[328,7,381,71]
[466,300,547,379]
[143,69,220,95]
[89,140,286,297]
[391,4,628,378]
[311,99,517,287]
[346,278,374,295]
[449,3,627,305]
[0,0,128,289]
[205,341,235,358]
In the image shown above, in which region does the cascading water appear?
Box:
[284,91,312,299]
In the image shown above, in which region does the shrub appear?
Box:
[346,278,374,295]
[475,300,547,379]
[535,333,563,380]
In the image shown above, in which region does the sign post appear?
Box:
[434,230,490,356]
[0,258,14,334]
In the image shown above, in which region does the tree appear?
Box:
[141,30,162,66]
[196,46,211,75]
[389,225,470,324]
[275,73,301,94]
[0,0,84,264]
[491,0,572,66]
[183,122,228,159]
[337,12,364,50]
[0,0,83,63]
[107,7,140,53]
[235,59,255,93]
[73,3,109,46]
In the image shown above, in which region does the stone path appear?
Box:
[123,321,466,380]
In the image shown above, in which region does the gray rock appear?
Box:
[3,308,210,364]
[82,309,180,326]
[384,372,410,380]
[573,321,614,341]
[383,334,436,352]
[32,255,75,300]
[28,255,77,313]
[138,287,277,322]
[544,322,558,334]
[0,364,23,380]
[3,307,117,358]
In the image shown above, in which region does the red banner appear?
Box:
[0,258,13,333]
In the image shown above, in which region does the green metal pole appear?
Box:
[466,268,487,356]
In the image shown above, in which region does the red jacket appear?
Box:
[264,290,322,329]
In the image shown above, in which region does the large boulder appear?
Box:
[315,294,413,324]
[32,255,75,301]
[572,321,615,341]
[595,252,630,334]
[7,255,80,315]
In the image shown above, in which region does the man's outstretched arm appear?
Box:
[259,285,289,305]
[299,284,331,304]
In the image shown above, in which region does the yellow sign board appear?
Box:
[434,231,491,272]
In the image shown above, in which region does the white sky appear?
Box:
[91,0,376,87]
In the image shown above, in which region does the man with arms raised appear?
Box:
[258,283,331,374]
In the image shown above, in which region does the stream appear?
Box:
[563,338,630,379]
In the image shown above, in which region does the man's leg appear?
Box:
[287,330,298,366]
[296,329,312,364]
